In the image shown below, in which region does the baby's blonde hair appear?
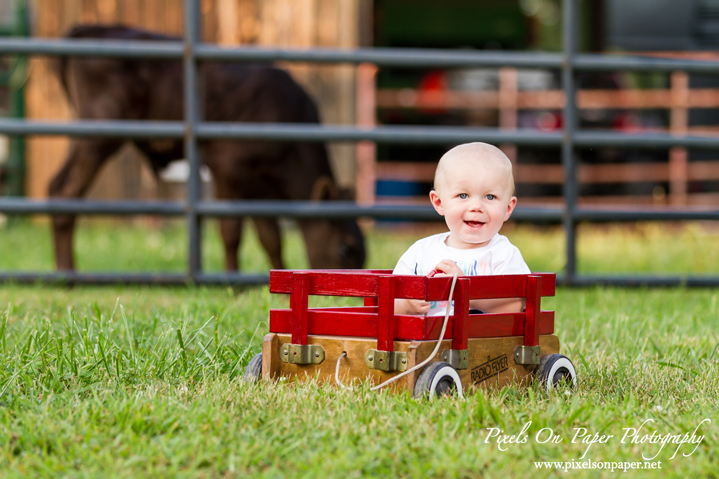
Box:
[433,142,515,195]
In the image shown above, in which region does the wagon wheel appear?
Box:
[243,353,263,382]
[413,362,464,400]
[536,354,577,392]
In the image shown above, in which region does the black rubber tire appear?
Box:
[243,353,263,383]
[536,354,577,392]
[413,361,464,400]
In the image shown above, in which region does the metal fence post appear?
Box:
[561,0,578,286]
[184,0,202,281]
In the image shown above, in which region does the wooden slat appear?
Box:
[271,270,556,301]
[270,309,380,338]
[376,162,436,182]
[376,90,498,109]
[356,63,378,205]
[396,314,428,341]
[579,163,671,183]
[270,269,394,296]
[375,194,662,206]
[269,309,555,341]
[688,161,719,180]
[216,0,238,45]
[520,193,719,206]
[271,271,380,296]
[291,272,310,345]
[312,306,378,313]
[686,192,719,204]
[524,275,541,347]
[376,160,719,186]
[499,67,518,129]
[377,275,396,351]
[452,278,470,350]
[374,196,435,206]
[261,333,281,380]
[468,311,555,340]
[376,88,719,110]
[268,334,418,391]
[425,273,556,301]
[514,164,564,184]
[422,311,555,341]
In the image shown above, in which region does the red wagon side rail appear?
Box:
[269,270,555,364]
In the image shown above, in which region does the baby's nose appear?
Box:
[468,200,484,211]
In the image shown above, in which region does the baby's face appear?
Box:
[430,152,517,249]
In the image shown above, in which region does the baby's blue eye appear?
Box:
[459,193,468,199]
[486,194,496,200]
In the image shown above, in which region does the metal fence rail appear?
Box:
[0,0,718,286]
[4,37,719,72]
[7,120,719,149]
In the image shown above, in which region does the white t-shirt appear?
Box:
[393,232,530,316]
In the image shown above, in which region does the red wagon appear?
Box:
[244,270,577,399]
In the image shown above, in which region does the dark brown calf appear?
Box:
[51,25,365,272]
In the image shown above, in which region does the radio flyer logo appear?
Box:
[472,354,509,384]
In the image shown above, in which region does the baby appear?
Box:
[393,142,530,316]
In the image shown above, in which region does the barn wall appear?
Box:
[24,0,363,203]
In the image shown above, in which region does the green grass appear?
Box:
[0,220,717,478]
[2,219,717,275]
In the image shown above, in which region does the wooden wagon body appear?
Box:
[255,269,569,396]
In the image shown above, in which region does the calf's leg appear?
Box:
[252,218,284,269]
[210,164,245,272]
[219,218,243,271]
[205,142,286,271]
[48,139,124,270]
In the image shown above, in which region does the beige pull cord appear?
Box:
[334,351,351,389]
[334,273,459,392]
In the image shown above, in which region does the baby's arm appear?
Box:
[432,259,525,313]
[395,298,431,315]
[470,297,525,314]
[392,244,432,315]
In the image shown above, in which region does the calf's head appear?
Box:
[298,177,366,269]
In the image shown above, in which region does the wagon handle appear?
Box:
[368,272,460,392]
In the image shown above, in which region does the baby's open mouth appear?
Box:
[464,221,485,227]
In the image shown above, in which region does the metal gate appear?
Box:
[0,0,718,286]
[0,0,26,198]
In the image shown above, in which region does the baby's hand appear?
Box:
[395,298,431,315]
[406,299,431,315]
[430,259,463,277]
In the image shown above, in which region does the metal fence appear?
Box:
[0,0,718,287]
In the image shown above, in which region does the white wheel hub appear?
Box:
[429,365,464,400]
[545,356,577,391]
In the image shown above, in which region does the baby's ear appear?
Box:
[429,190,444,215]
[504,196,518,220]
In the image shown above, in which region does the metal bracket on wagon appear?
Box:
[280,343,325,365]
[514,345,541,365]
[441,349,469,369]
[364,349,408,372]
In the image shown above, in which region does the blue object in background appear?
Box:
[376,180,424,198]
[375,180,428,224]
